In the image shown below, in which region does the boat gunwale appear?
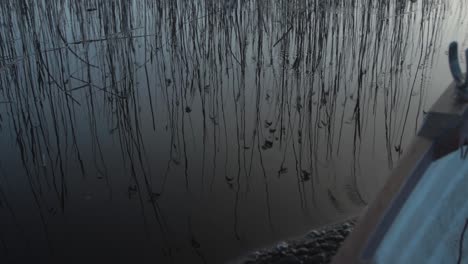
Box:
[333,80,468,263]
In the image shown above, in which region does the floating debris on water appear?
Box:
[301,170,311,182]
[262,140,274,150]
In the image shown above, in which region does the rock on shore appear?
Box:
[238,218,357,264]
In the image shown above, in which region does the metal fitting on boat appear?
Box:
[448,42,468,100]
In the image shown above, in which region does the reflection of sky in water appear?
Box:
[0,0,467,262]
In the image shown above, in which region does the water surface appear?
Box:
[0,0,467,262]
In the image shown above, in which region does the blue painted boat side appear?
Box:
[373,150,468,263]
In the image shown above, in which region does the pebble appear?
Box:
[320,242,337,251]
[307,230,320,238]
[338,229,350,236]
[276,241,289,251]
[329,235,345,243]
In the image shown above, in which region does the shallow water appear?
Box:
[0,0,467,263]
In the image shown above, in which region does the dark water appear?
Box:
[0,0,467,263]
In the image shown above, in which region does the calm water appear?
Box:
[0,0,467,263]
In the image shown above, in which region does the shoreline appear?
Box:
[234,216,359,264]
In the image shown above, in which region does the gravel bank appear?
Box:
[236,218,357,264]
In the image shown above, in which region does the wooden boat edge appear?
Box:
[332,80,468,263]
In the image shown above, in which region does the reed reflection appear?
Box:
[0,0,465,262]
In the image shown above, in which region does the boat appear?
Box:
[332,42,468,264]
